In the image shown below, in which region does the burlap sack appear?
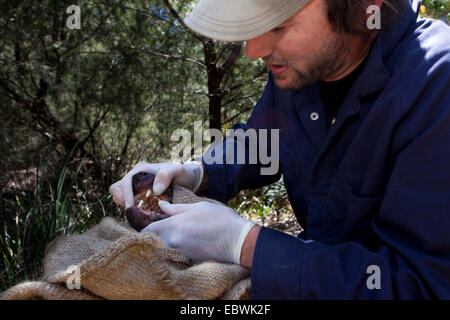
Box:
[0,185,251,300]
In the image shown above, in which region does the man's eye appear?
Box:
[272,27,285,33]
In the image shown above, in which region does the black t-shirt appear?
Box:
[319,58,368,130]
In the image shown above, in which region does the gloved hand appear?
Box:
[109,161,204,209]
[142,201,256,265]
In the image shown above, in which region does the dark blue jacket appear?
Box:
[202,1,450,299]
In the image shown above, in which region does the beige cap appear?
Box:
[184,0,311,42]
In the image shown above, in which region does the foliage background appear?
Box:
[0,0,448,291]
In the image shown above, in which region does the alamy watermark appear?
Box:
[171,121,280,176]
[366,265,381,290]
[66,5,81,30]
[66,265,81,290]
[367,5,381,30]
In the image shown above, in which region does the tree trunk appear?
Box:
[203,40,242,133]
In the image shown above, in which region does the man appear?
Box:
[110,0,450,299]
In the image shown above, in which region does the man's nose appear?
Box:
[245,34,273,59]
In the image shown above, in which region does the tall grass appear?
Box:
[0,152,114,291]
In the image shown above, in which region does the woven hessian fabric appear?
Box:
[1,185,251,300]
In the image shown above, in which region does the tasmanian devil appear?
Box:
[125,171,173,231]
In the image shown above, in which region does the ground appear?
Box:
[245,210,303,237]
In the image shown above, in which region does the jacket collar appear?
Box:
[288,0,420,150]
[353,0,421,98]
[289,0,421,102]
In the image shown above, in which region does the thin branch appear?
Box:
[84,30,206,69]
[79,50,121,55]
[221,107,253,125]
[192,90,222,97]
[81,106,112,148]
[222,94,258,107]
[108,3,170,23]
[162,0,207,43]
[218,43,243,78]
[216,42,233,62]
[142,48,206,69]
[223,75,267,94]
[116,128,134,170]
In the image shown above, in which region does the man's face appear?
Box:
[245,0,355,91]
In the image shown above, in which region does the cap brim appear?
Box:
[184,0,311,42]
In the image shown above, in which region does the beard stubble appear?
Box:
[265,32,352,91]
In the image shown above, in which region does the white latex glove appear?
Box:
[109,161,204,209]
[142,201,256,265]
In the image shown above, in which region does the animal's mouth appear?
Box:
[134,189,159,216]
[136,207,154,217]
[133,188,165,216]
[126,171,173,231]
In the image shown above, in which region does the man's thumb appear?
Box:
[153,170,171,195]
[158,201,194,216]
